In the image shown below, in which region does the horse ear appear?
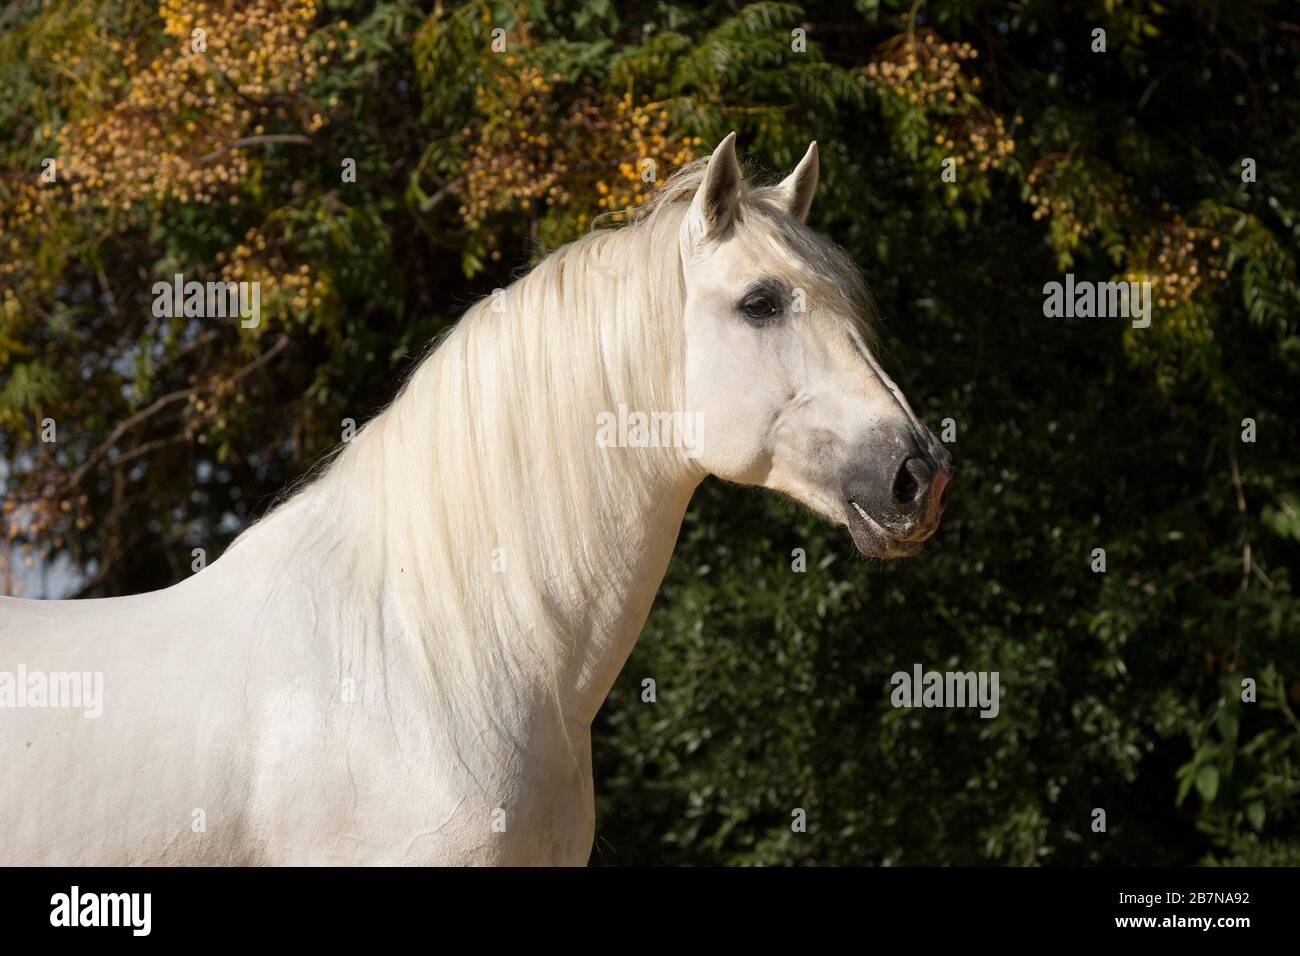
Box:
[682,132,742,250]
[772,141,819,222]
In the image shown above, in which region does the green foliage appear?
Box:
[2,0,1298,865]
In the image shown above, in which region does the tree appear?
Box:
[2,0,1298,865]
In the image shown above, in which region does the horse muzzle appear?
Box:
[841,429,952,558]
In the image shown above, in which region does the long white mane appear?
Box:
[0,146,913,866]
[228,159,871,729]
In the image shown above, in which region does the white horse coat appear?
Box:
[1,137,949,865]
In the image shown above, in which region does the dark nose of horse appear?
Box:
[891,449,950,525]
[842,431,952,535]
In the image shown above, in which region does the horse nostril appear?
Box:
[892,456,924,506]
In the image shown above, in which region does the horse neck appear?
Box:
[253,229,702,731]
[547,453,699,728]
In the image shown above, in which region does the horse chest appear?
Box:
[245,695,596,865]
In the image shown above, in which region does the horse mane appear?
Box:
[227,158,873,732]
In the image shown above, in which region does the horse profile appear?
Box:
[0,135,950,865]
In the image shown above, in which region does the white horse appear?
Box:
[0,135,950,865]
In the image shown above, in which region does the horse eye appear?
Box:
[741,293,781,322]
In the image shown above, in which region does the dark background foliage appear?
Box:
[2,0,1298,864]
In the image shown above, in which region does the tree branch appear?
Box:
[199,135,312,165]
[62,335,291,491]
